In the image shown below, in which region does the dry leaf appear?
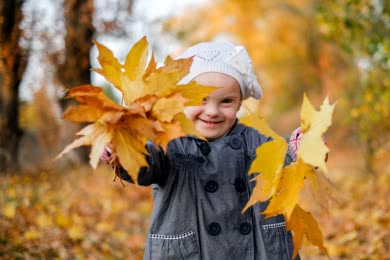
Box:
[58,36,216,182]
[298,94,335,172]
[241,94,335,257]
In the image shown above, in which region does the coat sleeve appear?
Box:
[117,140,170,186]
[284,137,294,167]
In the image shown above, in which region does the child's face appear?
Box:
[185,72,242,140]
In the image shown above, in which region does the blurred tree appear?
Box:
[316,0,390,173]
[164,0,341,129]
[0,0,28,172]
[49,0,95,164]
[55,0,95,110]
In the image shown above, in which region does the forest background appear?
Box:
[0,0,389,259]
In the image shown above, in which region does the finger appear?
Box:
[105,146,113,156]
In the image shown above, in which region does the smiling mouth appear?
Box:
[200,119,223,125]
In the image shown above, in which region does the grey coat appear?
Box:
[120,122,299,260]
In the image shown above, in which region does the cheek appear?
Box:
[223,106,240,120]
[184,106,202,121]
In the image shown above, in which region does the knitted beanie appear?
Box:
[177,42,262,100]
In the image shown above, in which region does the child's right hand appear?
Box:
[100,144,115,165]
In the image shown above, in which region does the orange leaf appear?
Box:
[287,205,328,258]
[59,36,216,185]
[63,105,105,122]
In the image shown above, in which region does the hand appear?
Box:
[100,144,115,165]
[288,127,328,163]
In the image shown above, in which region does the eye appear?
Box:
[202,97,208,104]
[222,98,233,103]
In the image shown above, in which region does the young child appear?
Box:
[102,42,300,260]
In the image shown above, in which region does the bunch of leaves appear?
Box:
[57,36,215,182]
[241,94,336,258]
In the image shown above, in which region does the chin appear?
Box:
[203,132,223,140]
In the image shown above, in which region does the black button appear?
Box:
[205,180,218,193]
[234,178,246,192]
[230,136,241,149]
[239,222,252,235]
[200,143,211,155]
[208,222,221,236]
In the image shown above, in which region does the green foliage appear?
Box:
[316,0,390,164]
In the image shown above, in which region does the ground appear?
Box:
[0,148,389,259]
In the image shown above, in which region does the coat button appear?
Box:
[205,180,218,193]
[239,222,252,235]
[234,178,246,193]
[200,142,211,155]
[230,136,241,149]
[208,222,221,236]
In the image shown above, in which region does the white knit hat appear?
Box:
[177,42,262,100]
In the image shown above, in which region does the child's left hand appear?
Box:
[288,127,328,163]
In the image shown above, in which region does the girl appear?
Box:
[102,42,300,260]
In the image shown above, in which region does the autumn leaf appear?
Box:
[241,94,335,258]
[262,159,312,219]
[298,94,335,172]
[151,93,187,122]
[240,113,282,141]
[123,36,148,80]
[63,105,105,123]
[288,205,328,258]
[91,42,122,90]
[241,113,287,211]
[58,36,216,182]
[112,129,148,181]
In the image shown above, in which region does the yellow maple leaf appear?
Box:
[57,123,112,169]
[287,205,328,258]
[58,36,216,183]
[299,167,341,215]
[152,93,186,122]
[123,36,148,80]
[178,81,221,106]
[143,53,157,80]
[91,42,123,90]
[240,94,335,257]
[241,113,287,212]
[298,94,335,172]
[155,121,185,150]
[112,129,148,182]
[240,113,283,141]
[262,159,311,219]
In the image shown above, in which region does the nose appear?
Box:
[204,103,219,117]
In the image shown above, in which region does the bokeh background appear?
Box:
[0,0,389,259]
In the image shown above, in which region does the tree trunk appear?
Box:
[0,0,27,172]
[55,0,95,164]
[57,0,95,109]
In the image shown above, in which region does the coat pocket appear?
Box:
[261,220,299,260]
[150,230,200,260]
